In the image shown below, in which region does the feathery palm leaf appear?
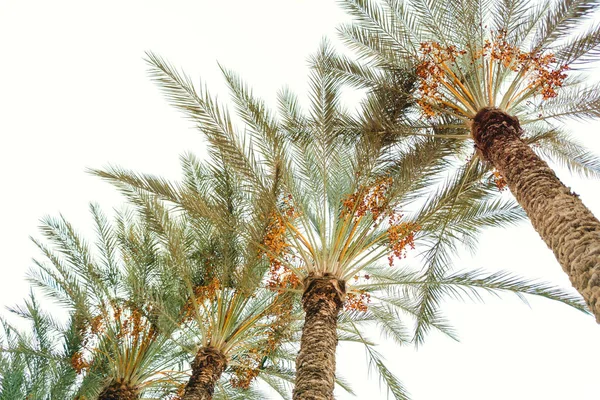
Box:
[0,293,80,399]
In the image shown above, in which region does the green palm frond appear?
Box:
[532,0,600,51]
[212,383,268,400]
[405,160,525,343]
[91,166,183,206]
[145,52,270,192]
[0,293,80,399]
[434,269,589,312]
[531,81,600,122]
[531,128,600,178]
[554,22,600,65]
[348,320,410,400]
[492,0,532,40]
[257,367,293,400]
[220,66,286,172]
[90,203,120,288]
[361,264,589,311]
[339,0,420,60]
[351,261,589,348]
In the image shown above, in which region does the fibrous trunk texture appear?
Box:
[181,346,227,400]
[98,380,139,400]
[472,107,600,322]
[293,272,345,400]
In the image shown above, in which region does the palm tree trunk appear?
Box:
[293,272,345,400]
[181,346,227,400]
[472,107,600,322]
[98,380,139,400]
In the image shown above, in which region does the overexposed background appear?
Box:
[1,1,598,399]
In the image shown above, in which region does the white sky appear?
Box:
[1,1,599,399]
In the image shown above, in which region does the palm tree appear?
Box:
[28,204,188,399]
[95,158,304,400]
[171,283,300,400]
[323,0,600,322]
[94,50,592,400]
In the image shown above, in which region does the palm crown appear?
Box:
[27,204,187,399]
[325,0,600,175]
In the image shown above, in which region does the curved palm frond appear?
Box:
[0,293,80,399]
